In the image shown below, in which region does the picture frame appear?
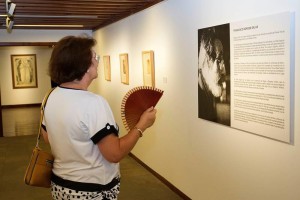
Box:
[119,53,129,85]
[142,50,155,87]
[103,55,111,81]
[11,54,38,89]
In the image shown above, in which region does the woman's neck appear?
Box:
[60,80,88,90]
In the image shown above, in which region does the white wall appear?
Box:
[0,46,52,105]
[0,29,92,105]
[92,0,300,199]
[0,29,92,42]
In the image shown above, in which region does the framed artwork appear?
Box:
[11,54,38,89]
[142,50,155,87]
[119,53,129,85]
[103,55,111,81]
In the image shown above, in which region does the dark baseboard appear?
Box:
[128,153,191,200]
[1,103,41,109]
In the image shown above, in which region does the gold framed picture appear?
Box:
[142,50,155,87]
[11,54,38,89]
[119,53,129,85]
[103,55,111,81]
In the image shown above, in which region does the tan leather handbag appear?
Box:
[24,88,55,188]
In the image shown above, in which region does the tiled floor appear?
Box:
[0,107,185,200]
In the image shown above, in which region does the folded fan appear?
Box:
[121,86,163,131]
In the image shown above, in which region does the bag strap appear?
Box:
[35,87,56,148]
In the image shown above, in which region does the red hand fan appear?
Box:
[121,86,163,131]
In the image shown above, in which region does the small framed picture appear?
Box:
[11,54,38,89]
[103,55,111,81]
[142,50,155,87]
[119,53,129,85]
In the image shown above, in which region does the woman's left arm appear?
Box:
[41,128,50,143]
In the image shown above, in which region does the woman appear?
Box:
[41,35,157,200]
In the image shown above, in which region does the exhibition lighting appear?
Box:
[14,14,98,19]
[5,0,16,32]
[6,0,16,17]
[3,0,90,32]
[6,16,14,32]
[14,24,84,28]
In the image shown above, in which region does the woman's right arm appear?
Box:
[97,107,157,163]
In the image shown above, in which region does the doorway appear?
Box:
[0,42,55,137]
[0,85,3,137]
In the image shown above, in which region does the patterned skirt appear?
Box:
[51,174,120,200]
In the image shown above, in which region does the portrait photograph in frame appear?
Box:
[142,50,155,87]
[11,54,38,89]
[103,55,111,81]
[119,53,129,85]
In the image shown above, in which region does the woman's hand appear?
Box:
[135,106,157,132]
[98,106,157,163]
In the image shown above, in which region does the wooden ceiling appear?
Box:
[0,0,164,30]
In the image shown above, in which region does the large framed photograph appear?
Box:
[142,50,155,87]
[197,12,292,143]
[11,54,38,89]
[103,55,111,81]
[119,53,129,85]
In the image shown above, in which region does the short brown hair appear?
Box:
[49,35,96,84]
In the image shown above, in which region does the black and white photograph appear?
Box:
[198,24,230,126]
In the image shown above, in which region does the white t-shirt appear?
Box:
[42,87,119,185]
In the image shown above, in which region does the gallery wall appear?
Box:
[92,0,300,199]
[0,30,92,106]
[0,30,92,42]
[0,1,299,199]
[0,46,52,105]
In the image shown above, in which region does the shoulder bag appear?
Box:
[24,88,55,188]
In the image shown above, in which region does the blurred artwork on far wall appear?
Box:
[11,54,38,89]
